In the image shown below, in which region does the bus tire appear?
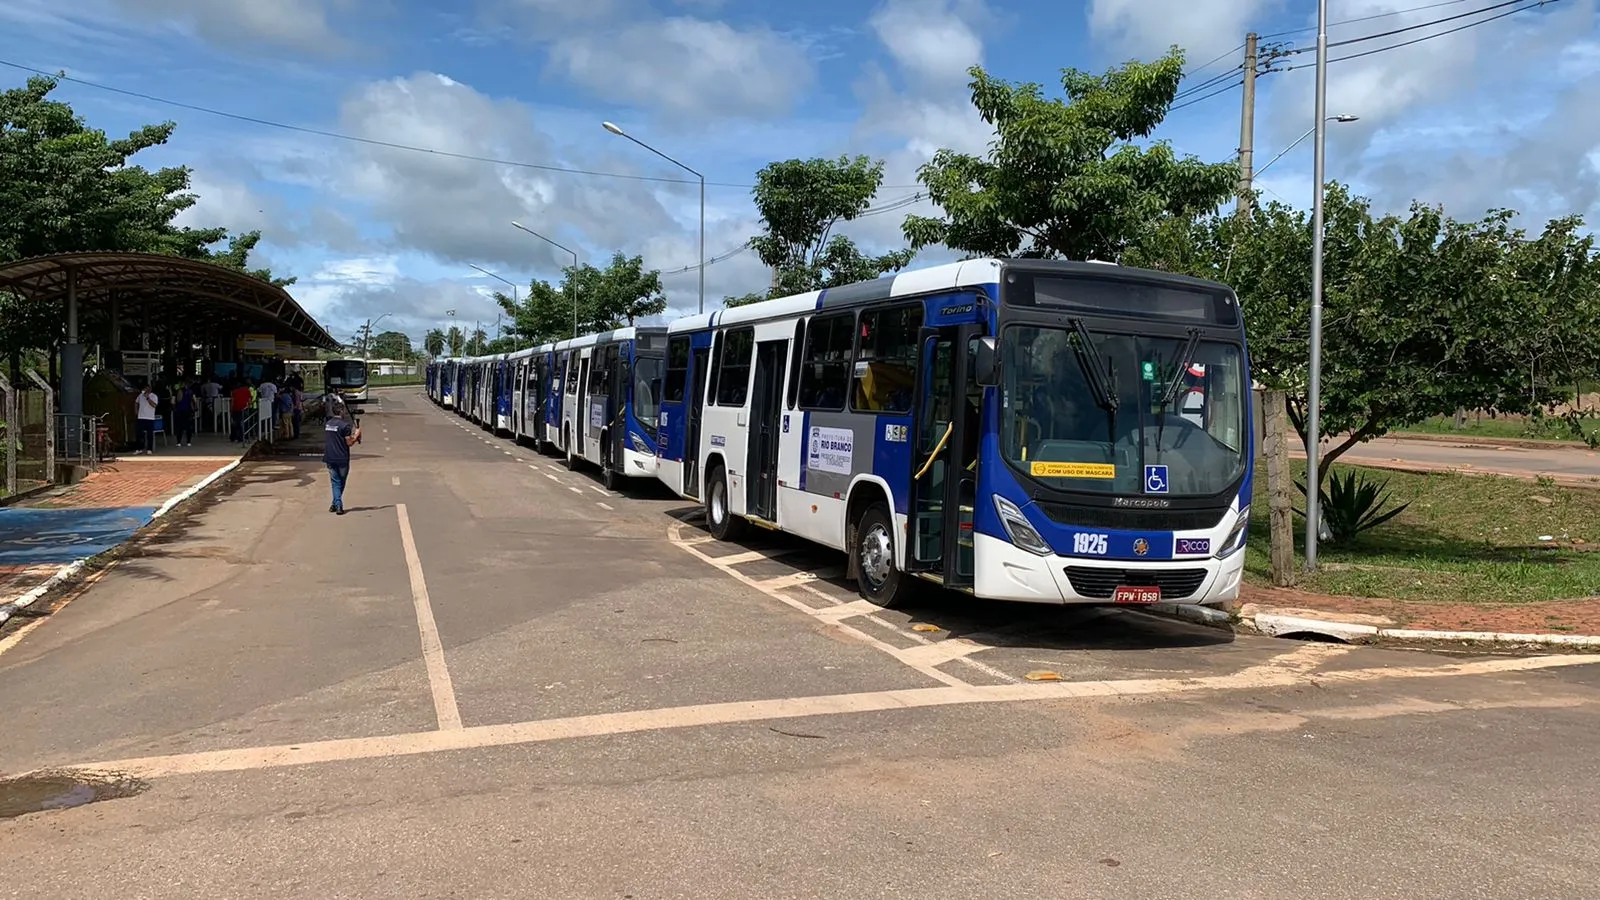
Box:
[601,449,619,491]
[705,464,746,541]
[854,502,911,608]
[564,429,579,470]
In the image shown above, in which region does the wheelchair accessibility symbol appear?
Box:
[1144,464,1169,494]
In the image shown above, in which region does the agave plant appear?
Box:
[1294,468,1412,543]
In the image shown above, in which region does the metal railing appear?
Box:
[0,373,15,497]
[55,413,102,468]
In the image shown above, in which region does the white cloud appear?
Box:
[110,0,351,55]
[868,0,988,90]
[1088,0,1279,66]
[547,17,816,119]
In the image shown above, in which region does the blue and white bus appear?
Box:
[654,258,1251,608]
[548,327,665,489]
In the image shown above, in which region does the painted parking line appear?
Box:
[396,503,462,731]
[49,652,1600,781]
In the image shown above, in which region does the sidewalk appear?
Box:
[1230,584,1600,648]
[0,447,243,630]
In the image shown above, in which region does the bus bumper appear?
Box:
[622,447,659,479]
[971,533,1246,606]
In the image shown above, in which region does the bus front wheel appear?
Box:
[854,503,910,608]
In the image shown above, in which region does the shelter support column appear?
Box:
[61,267,84,418]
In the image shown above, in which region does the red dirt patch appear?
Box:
[1239,584,1600,635]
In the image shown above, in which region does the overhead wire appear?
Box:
[657,192,928,276]
[1280,0,1535,54]
[1280,0,1563,69]
[1259,0,1474,39]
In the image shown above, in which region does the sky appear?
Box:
[3,0,1598,349]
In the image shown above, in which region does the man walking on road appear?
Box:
[323,396,361,515]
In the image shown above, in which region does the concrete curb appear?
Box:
[1149,602,1233,627]
[1241,611,1600,649]
[0,458,243,630]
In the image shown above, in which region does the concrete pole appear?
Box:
[1235,32,1259,218]
[61,268,84,418]
[1305,0,1330,571]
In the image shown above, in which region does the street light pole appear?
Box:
[1306,0,1330,572]
[469,264,519,348]
[1253,115,1359,179]
[603,121,704,315]
[511,221,581,339]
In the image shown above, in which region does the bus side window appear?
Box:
[714,327,754,406]
[785,319,805,410]
[851,304,920,414]
[665,335,689,404]
[798,312,853,410]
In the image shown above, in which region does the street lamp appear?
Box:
[511,221,580,339]
[1306,0,1331,572]
[469,264,517,349]
[1253,115,1358,178]
[602,120,705,315]
[363,313,392,360]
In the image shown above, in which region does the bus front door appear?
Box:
[908,325,978,587]
[575,355,590,456]
[684,346,710,498]
[746,339,786,521]
[607,345,626,477]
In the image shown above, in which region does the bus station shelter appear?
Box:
[0,251,340,419]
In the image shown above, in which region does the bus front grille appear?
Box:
[1034,502,1228,532]
[1063,567,1209,600]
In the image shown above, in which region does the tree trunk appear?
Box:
[1263,390,1295,586]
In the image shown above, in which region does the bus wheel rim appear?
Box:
[711,479,725,524]
[860,521,893,587]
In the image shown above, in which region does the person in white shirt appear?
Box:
[135,384,159,454]
[258,378,278,409]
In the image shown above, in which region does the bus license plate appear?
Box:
[1112,585,1161,604]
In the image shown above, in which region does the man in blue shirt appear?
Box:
[323,397,363,515]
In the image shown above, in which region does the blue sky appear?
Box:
[3,0,1597,347]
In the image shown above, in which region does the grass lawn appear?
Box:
[1395,414,1600,444]
[1243,461,1600,604]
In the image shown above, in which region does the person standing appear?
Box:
[173,380,197,447]
[323,397,362,515]
[135,383,159,454]
[230,379,252,443]
[291,382,305,439]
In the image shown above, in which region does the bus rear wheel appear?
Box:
[855,503,911,608]
[705,465,746,541]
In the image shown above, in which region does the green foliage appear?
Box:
[1293,469,1411,543]
[1127,183,1600,490]
[0,74,293,365]
[445,326,464,356]
[498,252,668,345]
[371,330,411,360]
[732,155,914,307]
[904,50,1236,262]
[423,328,446,359]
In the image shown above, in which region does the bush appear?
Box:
[1295,468,1411,543]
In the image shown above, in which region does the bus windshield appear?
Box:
[1000,325,1246,497]
[326,360,368,387]
[632,354,664,438]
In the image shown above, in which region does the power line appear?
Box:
[1169,78,1245,112]
[1280,0,1563,69]
[0,57,778,190]
[1259,0,1474,39]
[1182,42,1245,82]
[657,192,928,277]
[1281,0,1533,55]
[1173,65,1242,101]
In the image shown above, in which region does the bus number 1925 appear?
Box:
[1072,532,1108,555]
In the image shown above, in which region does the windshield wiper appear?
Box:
[1068,318,1118,413]
[1153,328,1202,460]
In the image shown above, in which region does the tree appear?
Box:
[424,328,445,358]
[1126,182,1600,489]
[372,330,411,360]
[446,325,464,356]
[463,327,489,356]
[496,252,669,343]
[903,50,1236,263]
[728,156,915,308]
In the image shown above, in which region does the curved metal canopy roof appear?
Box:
[0,252,339,351]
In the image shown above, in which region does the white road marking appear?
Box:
[391,476,401,486]
[713,548,805,567]
[568,486,584,494]
[597,502,614,511]
[51,653,1600,780]
[588,485,608,495]
[544,473,561,482]
[396,504,463,731]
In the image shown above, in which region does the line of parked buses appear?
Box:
[427,257,1256,610]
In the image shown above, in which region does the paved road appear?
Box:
[1302,436,1600,484]
[2,389,1598,899]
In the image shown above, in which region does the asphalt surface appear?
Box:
[1300,436,1600,484]
[2,388,1598,899]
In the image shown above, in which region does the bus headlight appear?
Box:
[1215,506,1249,559]
[993,496,1052,557]
[630,433,653,455]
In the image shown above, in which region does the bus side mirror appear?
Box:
[974,337,1000,387]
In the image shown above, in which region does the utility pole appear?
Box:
[1235,32,1259,217]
